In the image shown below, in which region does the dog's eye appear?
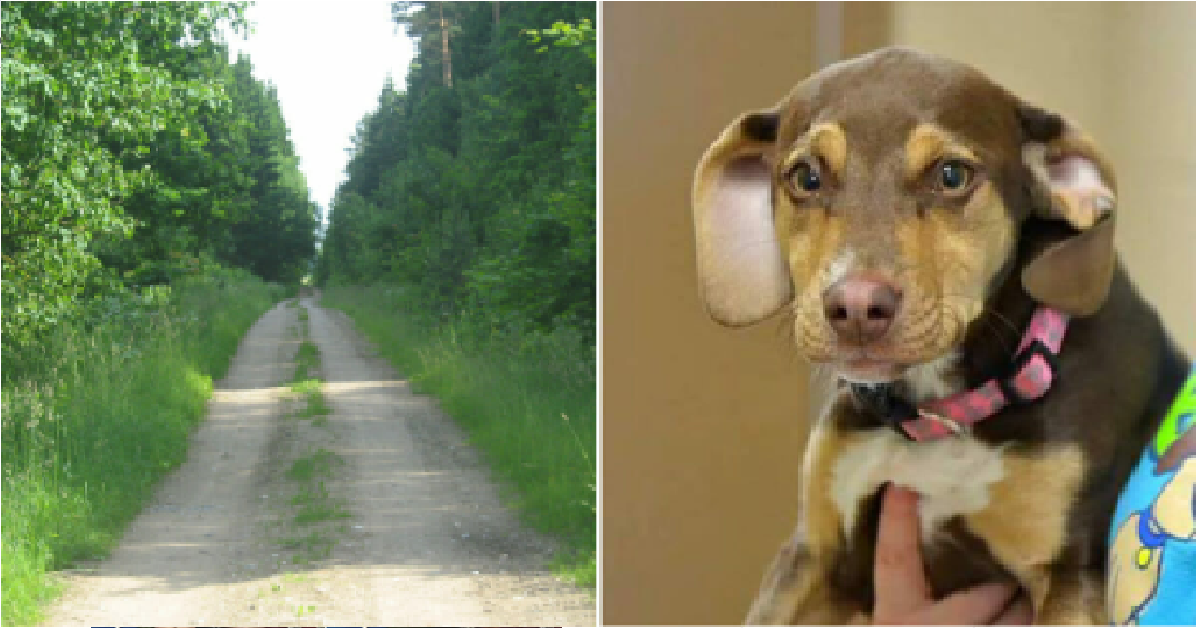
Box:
[937,159,975,193]
[789,161,822,194]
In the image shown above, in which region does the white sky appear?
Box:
[222,1,417,218]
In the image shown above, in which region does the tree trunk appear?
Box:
[440,3,452,87]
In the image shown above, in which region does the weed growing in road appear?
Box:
[279,528,336,563]
[289,379,330,421]
[288,339,330,421]
[271,313,349,567]
[280,445,349,564]
[291,483,351,525]
[321,285,596,586]
[289,378,321,396]
[293,392,331,422]
[1,274,284,625]
[286,448,341,483]
[293,342,319,381]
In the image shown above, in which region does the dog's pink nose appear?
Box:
[822,276,902,344]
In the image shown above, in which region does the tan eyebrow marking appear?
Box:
[786,123,847,178]
[904,123,978,180]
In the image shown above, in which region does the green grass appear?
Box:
[286,448,341,484]
[278,530,334,561]
[288,378,322,396]
[293,341,319,382]
[1,274,284,626]
[290,483,351,525]
[280,448,348,562]
[321,285,596,586]
[287,336,329,421]
[287,341,330,422]
[277,333,346,564]
[293,398,331,421]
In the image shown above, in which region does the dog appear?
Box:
[690,47,1189,624]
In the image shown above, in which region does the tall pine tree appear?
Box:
[319,2,595,339]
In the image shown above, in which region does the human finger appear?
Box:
[873,485,930,618]
[924,582,1019,626]
[991,591,1034,625]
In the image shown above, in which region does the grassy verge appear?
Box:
[321,285,596,586]
[1,273,285,626]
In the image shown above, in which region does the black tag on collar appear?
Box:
[849,383,920,441]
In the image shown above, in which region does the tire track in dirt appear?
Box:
[42,297,595,626]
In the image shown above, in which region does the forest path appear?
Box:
[43,297,595,627]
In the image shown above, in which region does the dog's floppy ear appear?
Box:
[1022,213,1117,316]
[1018,105,1118,316]
[692,110,792,326]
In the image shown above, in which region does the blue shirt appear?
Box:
[1107,372,1195,625]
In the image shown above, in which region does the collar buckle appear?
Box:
[998,338,1060,405]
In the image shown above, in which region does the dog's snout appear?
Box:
[822,276,902,344]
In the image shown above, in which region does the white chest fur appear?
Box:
[830,428,1007,541]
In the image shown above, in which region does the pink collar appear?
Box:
[851,307,1070,441]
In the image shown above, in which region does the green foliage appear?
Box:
[322,286,596,586]
[526,17,595,59]
[1,273,282,626]
[317,2,596,342]
[209,56,320,284]
[2,1,317,355]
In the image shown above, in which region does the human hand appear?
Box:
[873,485,1034,625]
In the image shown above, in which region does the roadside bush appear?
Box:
[1,271,281,626]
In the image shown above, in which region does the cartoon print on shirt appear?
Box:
[1106,392,1195,627]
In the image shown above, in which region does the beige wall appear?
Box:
[601,2,1195,625]
[601,4,821,624]
[890,1,1196,353]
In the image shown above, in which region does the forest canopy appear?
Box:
[2,1,319,356]
[317,1,596,341]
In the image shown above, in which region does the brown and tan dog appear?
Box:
[691,47,1188,624]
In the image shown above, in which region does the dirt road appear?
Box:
[43,298,595,627]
